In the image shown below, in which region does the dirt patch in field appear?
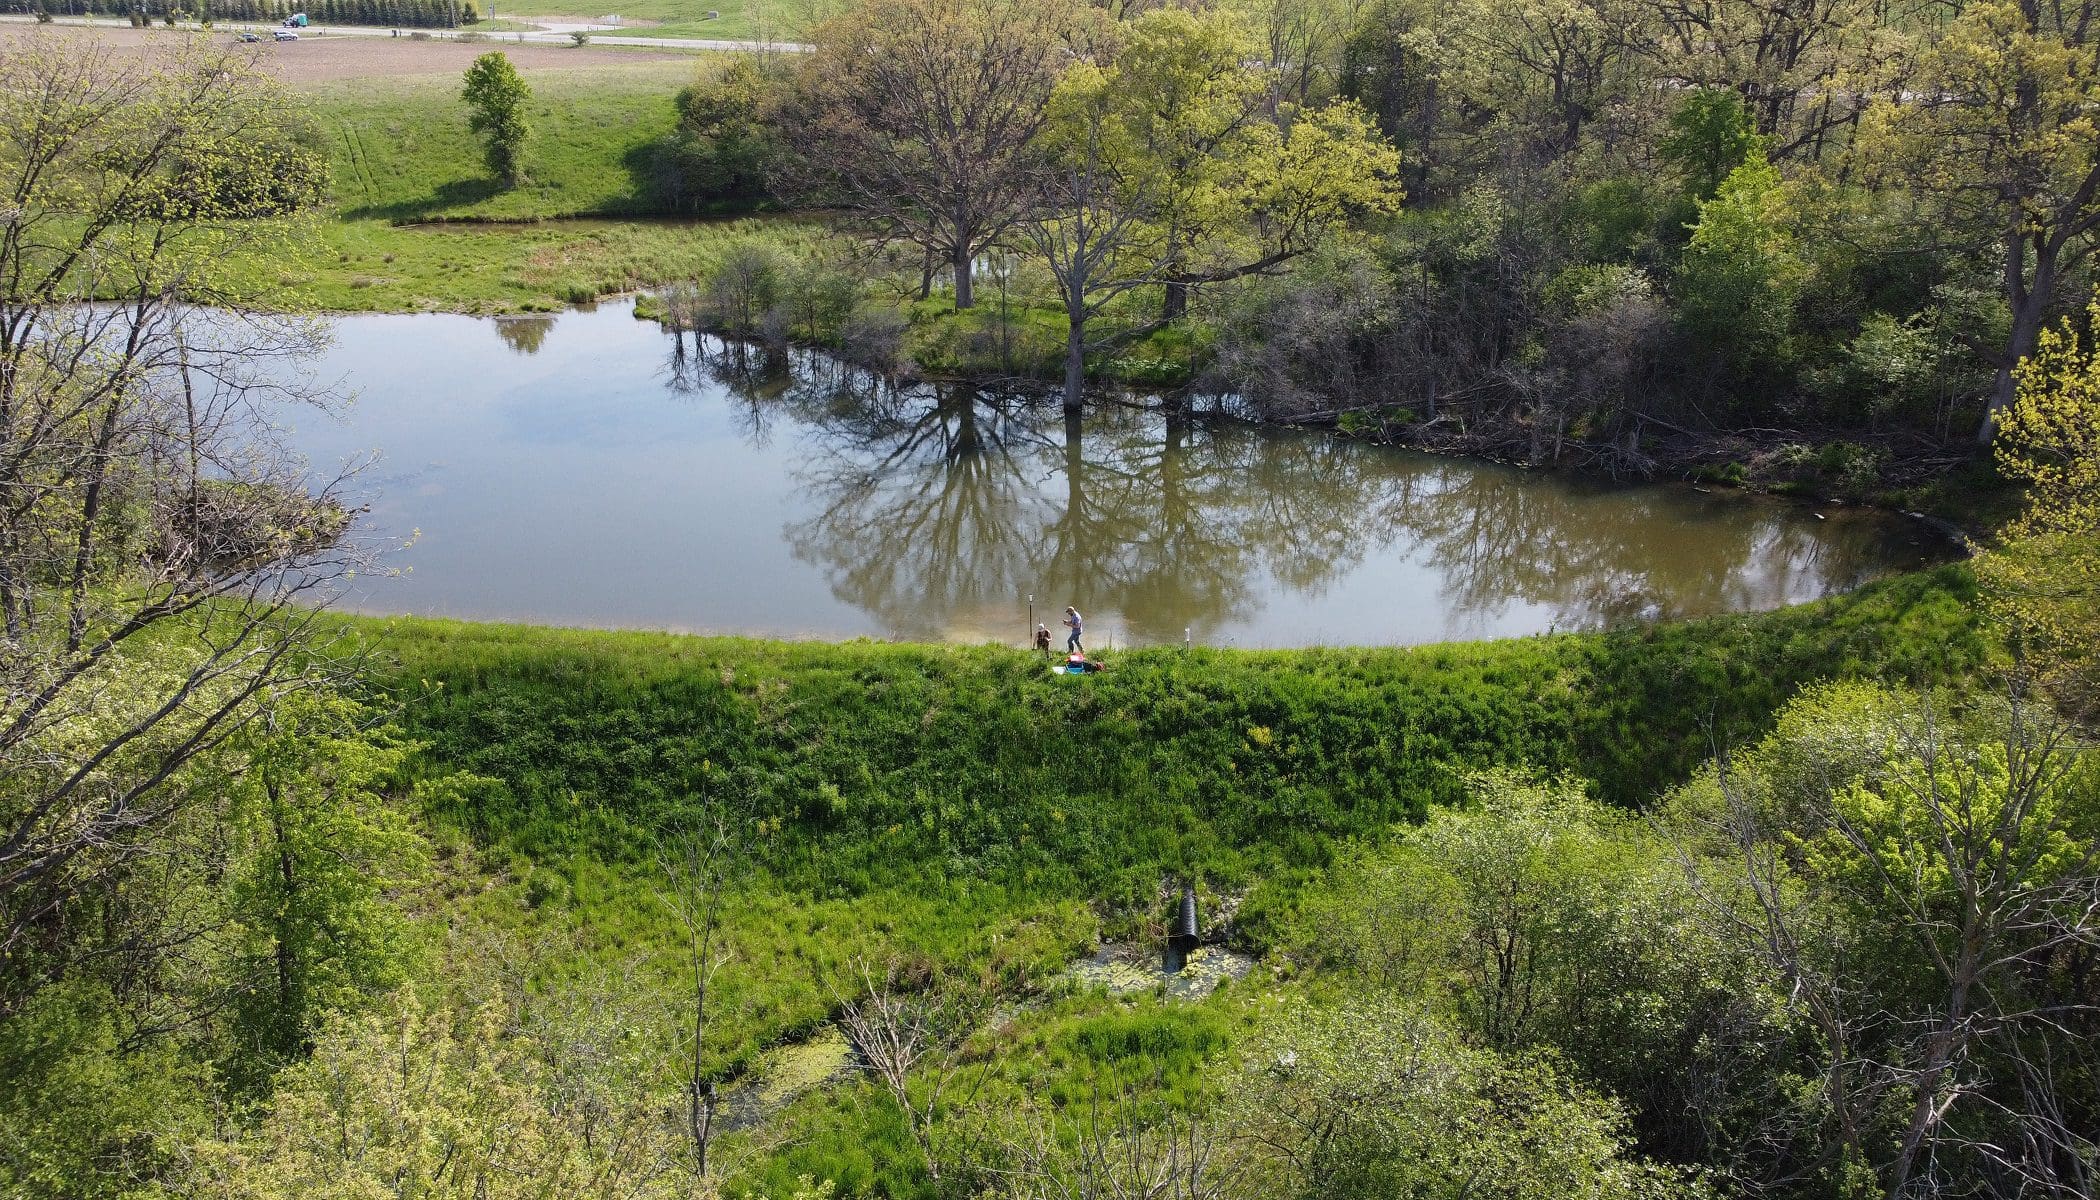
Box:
[3,23,694,82]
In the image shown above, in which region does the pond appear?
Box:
[288,300,1951,648]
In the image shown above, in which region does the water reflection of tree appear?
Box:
[1399,465,1901,628]
[778,382,1429,641]
[666,336,804,448]
[492,315,555,355]
[728,353,1912,643]
[785,382,1058,640]
[1046,413,1445,641]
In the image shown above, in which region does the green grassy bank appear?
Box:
[357,565,1975,951]
[362,564,1985,886]
[304,63,694,222]
[301,215,820,310]
[339,564,1988,1189]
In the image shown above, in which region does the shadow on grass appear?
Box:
[336,135,753,223]
[622,137,699,216]
[342,176,509,223]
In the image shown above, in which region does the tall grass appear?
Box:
[356,565,1986,898]
[299,215,826,311]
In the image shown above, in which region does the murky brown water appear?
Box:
[289,300,1951,647]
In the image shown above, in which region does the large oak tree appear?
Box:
[792,0,1082,309]
[1856,0,2100,442]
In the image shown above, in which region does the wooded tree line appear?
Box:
[0,0,476,27]
[0,39,419,1194]
[652,0,2100,468]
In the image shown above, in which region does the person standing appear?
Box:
[1063,606,1083,653]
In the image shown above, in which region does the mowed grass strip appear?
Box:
[482,0,797,44]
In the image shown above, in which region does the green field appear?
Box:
[279,60,840,311]
[294,215,819,309]
[300,62,695,221]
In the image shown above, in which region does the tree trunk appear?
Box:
[1161,414,1187,536]
[952,243,975,310]
[1064,405,1085,526]
[1982,231,2057,444]
[1162,277,1189,320]
[1887,982,1971,1199]
[1062,313,1086,414]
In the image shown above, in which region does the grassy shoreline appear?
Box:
[352,563,1988,842]
[328,563,1989,1185]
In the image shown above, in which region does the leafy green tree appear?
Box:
[0,979,214,1199]
[1980,296,2100,715]
[1667,682,2100,1196]
[1415,0,1656,160]
[655,56,783,212]
[1854,0,2100,441]
[0,36,347,1022]
[703,241,784,336]
[776,243,866,342]
[1021,7,1401,410]
[189,990,689,1200]
[1659,89,1761,203]
[1674,148,1807,369]
[1093,8,1270,321]
[461,51,531,187]
[1646,0,1880,156]
[1304,772,1638,1046]
[1299,769,1758,1163]
[0,41,393,1199]
[224,697,427,1089]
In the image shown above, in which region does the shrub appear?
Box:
[702,242,784,336]
[838,305,910,374]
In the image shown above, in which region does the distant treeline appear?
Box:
[4,0,479,26]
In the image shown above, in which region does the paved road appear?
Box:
[0,12,805,51]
